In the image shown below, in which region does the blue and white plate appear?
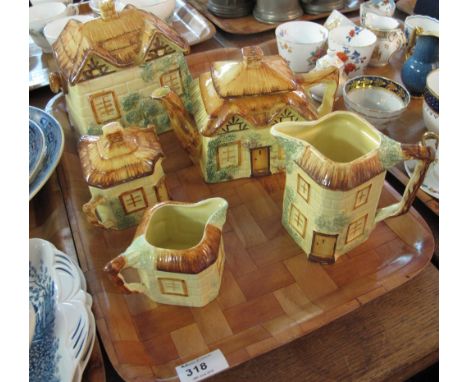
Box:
[29,239,94,382]
[29,107,64,200]
[29,119,47,184]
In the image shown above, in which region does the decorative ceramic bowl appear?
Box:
[29,119,47,184]
[29,106,64,200]
[44,15,94,47]
[328,25,377,77]
[29,238,94,382]
[422,69,439,134]
[343,75,410,127]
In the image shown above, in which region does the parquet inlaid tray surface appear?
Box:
[48,48,434,381]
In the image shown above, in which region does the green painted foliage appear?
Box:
[140,62,155,83]
[314,212,350,233]
[87,122,103,136]
[121,92,170,130]
[108,198,140,229]
[379,134,403,169]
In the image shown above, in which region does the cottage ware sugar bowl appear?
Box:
[271,111,436,263]
[151,46,339,183]
[79,122,169,230]
[104,197,228,307]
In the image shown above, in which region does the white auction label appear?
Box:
[175,349,229,382]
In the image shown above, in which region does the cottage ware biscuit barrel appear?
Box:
[104,198,229,307]
[271,111,437,263]
[79,122,169,230]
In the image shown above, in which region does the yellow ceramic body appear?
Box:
[271,111,436,263]
[104,197,228,307]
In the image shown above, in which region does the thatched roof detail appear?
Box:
[52,4,189,85]
[296,147,386,191]
[193,74,319,137]
[78,123,164,189]
[211,46,297,97]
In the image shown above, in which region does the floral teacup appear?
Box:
[328,25,377,77]
[276,21,328,73]
[324,9,355,31]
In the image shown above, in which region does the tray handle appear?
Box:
[375,132,438,224]
[103,254,148,295]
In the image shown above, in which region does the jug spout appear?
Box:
[151,86,201,162]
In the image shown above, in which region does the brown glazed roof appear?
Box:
[210,46,297,98]
[78,123,164,189]
[296,146,386,191]
[52,4,189,85]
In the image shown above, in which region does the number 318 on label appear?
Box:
[176,349,229,382]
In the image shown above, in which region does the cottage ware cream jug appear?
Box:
[104,197,228,307]
[151,46,339,183]
[270,111,437,263]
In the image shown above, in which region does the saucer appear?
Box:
[29,119,47,184]
[404,160,439,199]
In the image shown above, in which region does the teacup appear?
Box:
[365,14,406,67]
[276,21,328,73]
[29,2,76,53]
[323,9,355,31]
[44,15,94,47]
[422,69,439,134]
[360,0,396,26]
[404,15,439,56]
[328,25,377,77]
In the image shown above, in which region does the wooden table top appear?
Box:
[29,7,438,382]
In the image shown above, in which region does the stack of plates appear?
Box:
[29,106,64,200]
[29,239,95,382]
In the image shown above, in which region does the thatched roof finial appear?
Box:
[100,0,118,21]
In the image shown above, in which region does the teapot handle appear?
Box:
[103,254,148,295]
[295,66,339,118]
[375,132,438,224]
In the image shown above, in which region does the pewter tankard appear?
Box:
[207,0,254,18]
[253,0,303,24]
[301,0,345,14]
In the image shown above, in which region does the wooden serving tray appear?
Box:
[187,0,361,35]
[47,47,435,381]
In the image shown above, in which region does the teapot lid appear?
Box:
[210,46,297,98]
[78,122,164,189]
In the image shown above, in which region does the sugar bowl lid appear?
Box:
[78,122,164,189]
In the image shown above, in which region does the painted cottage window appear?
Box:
[220,116,249,133]
[289,204,307,238]
[354,184,372,209]
[119,188,148,214]
[158,278,188,296]
[89,91,121,124]
[217,142,240,169]
[160,69,183,95]
[346,214,368,244]
[297,174,310,202]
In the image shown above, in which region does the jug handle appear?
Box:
[405,26,423,60]
[103,254,148,295]
[82,195,114,229]
[295,66,339,118]
[375,132,438,224]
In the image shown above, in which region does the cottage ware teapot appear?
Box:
[152,46,339,183]
[270,111,437,263]
[104,197,228,307]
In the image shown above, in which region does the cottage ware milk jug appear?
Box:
[271,111,437,263]
[104,197,228,307]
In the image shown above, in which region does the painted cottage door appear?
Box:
[310,232,338,263]
[250,147,270,176]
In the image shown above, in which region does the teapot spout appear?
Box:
[151,87,201,162]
